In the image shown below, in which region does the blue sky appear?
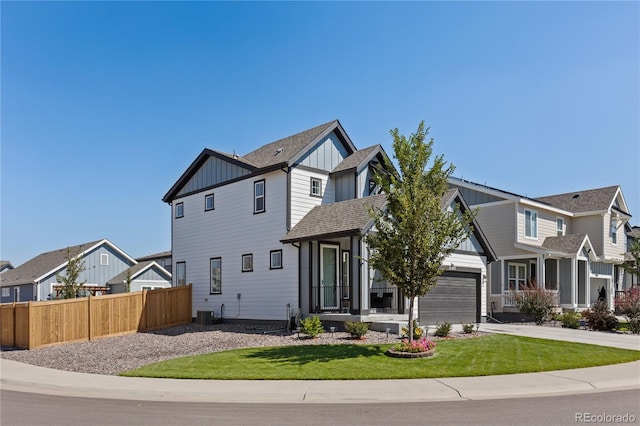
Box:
[2,1,638,266]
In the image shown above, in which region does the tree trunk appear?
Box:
[408,296,415,343]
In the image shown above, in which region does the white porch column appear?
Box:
[538,256,545,289]
[584,261,591,306]
[571,257,578,308]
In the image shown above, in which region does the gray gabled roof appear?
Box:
[331,145,380,174]
[0,261,14,271]
[0,240,104,287]
[243,120,354,169]
[541,234,591,255]
[136,250,172,262]
[281,195,387,243]
[535,186,626,215]
[107,261,171,285]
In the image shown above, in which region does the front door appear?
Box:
[320,244,339,310]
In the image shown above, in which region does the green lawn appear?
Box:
[120,335,640,380]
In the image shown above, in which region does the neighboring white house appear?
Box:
[0,239,138,303]
[163,120,496,326]
[448,177,633,320]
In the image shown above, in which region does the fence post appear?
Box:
[12,303,17,349]
[27,301,34,350]
[141,289,147,331]
[87,294,92,341]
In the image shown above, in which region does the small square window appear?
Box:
[2,288,9,298]
[205,194,214,211]
[270,250,283,270]
[242,254,253,272]
[175,202,184,218]
[310,178,322,197]
[100,253,109,266]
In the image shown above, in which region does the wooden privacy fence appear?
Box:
[0,285,192,350]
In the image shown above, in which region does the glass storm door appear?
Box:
[320,245,339,309]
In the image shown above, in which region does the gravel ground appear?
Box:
[0,323,486,376]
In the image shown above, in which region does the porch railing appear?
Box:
[502,289,559,307]
[311,286,403,314]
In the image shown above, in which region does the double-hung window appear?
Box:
[254,180,265,214]
[556,218,564,236]
[205,194,214,211]
[524,209,538,238]
[310,177,322,197]
[611,222,617,244]
[210,258,222,294]
[508,263,527,291]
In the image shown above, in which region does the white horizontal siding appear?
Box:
[290,168,335,227]
[172,171,298,320]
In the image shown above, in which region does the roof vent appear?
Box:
[275,148,283,156]
[572,194,580,199]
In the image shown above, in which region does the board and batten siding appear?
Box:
[290,168,335,228]
[38,245,134,300]
[334,173,355,202]
[177,156,251,197]
[172,171,298,321]
[295,131,349,171]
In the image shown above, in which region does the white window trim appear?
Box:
[611,222,618,245]
[506,262,527,291]
[2,288,9,297]
[556,217,564,236]
[100,253,109,266]
[270,249,283,270]
[310,177,322,197]
[524,209,538,239]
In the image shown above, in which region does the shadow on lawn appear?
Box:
[244,344,387,365]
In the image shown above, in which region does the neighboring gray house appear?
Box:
[136,251,172,274]
[108,260,172,293]
[623,225,640,291]
[448,178,633,319]
[164,120,496,326]
[0,239,137,303]
[0,261,14,274]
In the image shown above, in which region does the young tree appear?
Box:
[366,121,475,341]
[55,247,86,299]
[124,269,132,293]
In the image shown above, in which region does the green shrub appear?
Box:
[434,322,451,337]
[615,288,640,334]
[401,319,423,339]
[299,316,324,338]
[462,323,475,334]
[557,312,581,329]
[345,321,369,339]
[582,301,618,331]
[512,281,558,325]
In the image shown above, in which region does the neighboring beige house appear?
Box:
[449,177,632,320]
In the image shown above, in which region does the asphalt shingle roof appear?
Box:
[281,195,387,243]
[242,120,338,169]
[535,186,621,214]
[541,234,589,255]
[331,145,380,174]
[106,261,170,285]
[0,240,104,287]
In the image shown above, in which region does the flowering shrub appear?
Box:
[394,337,437,353]
[582,301,618,331]
[615,288,640,334]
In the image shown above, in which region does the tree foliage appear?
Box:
[513,280,558,325]
[366,121,475,341]
[55,247,86,299]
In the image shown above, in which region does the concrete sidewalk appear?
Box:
[1,325,639,404]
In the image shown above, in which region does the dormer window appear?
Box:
[525,209,538,239]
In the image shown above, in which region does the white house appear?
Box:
[164,120,496,327]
